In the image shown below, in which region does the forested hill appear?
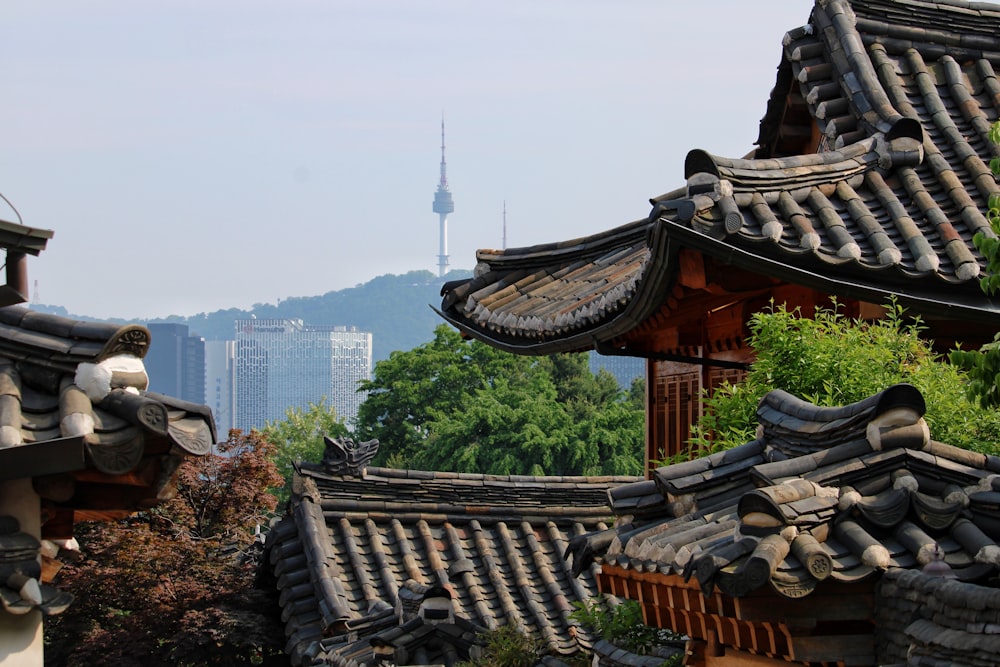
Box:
[33,269,473,363]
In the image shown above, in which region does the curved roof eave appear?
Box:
[434,219,680,355]
[437,0,1000,352]
[665,220,1000,325]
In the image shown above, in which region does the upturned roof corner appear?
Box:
[438,0,1000,357]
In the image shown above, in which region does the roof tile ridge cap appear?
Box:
[818,0,903,133]
[0,305,29,329]
[0,218,53,241]
[475,219,651,266]
[854,3,1000,42]
[363,466,404,478]
[296,474,324,505]
[16,308,145,346]
[291,488,356,630]
[0,308,152,362]
[758,386,880,422]
[712,135,878,177]
[95,324,152,361]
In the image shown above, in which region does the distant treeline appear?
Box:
[32,269,473,363]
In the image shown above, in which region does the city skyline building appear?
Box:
[204,339,235,437]
[145,323,206,405]
[432,118,454,277]
[232,318,372,432]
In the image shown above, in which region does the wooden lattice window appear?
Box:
[649,371,700,466]
[707,367,746,395]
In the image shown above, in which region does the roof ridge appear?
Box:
[815,0,906,137]
[850,0,1000,43]
[345,465,642,485]
[683,141,876,196]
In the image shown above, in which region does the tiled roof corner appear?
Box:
[0,307,215,533]
[265,462,644,666]
[584,383,1000,599]
[439,0,1000,354]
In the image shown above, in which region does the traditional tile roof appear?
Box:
[876,569,1000,666]
[0,305,216,618]
[565,383,1000,601]
[437,0,1000,354]
[0,306,215,530]
[264,441,648,666]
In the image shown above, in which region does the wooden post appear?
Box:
[644,357,654,478]
[0,477,43,666]
[4,252,26,301]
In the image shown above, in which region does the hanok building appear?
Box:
[564,383,1000,665]
[437,0,1000,466]
[0,219,216,664]
[433,0,1000,664]
[263,437,666,666]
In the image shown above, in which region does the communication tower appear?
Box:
[432,118,455,277]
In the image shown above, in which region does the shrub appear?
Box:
[458,624,543,667]
[570,598,682,659]
[689,301,1000,456]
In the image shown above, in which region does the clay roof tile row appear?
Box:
[438,0,1000,355]
[265,463,645,666]
[574,384,1000,602]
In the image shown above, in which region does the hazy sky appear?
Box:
[0,1,807,320]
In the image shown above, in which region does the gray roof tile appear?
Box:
[438,0,1000,355]
[578,383,1000,601]
[266,462,640,666]
[0,306,214,617]
[0,307,214,518]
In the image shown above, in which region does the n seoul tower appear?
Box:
[432,118,455,277]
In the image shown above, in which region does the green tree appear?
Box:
[691,301,1000,456]
[356,325,644,475]
[419,371,576,475]
[950,120,1000,408]
[355,326,481,466]
[262,398,350,502]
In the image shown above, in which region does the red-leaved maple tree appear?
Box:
[44,429,288,666]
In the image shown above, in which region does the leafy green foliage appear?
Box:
[45,430,287,666]
[979,121,1000,296]
[951,339,1000,409]
[570,598,682,662]
[262,398,350,503]
[951,120,1000,408]
[355,326,480,467]
[457,624,545,667]
[691,302,1000,456]
[355,325,644,475]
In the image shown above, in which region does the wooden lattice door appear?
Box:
[649,370,700,468]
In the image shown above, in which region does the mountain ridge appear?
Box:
[31,269,473,363]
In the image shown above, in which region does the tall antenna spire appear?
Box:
[502,201,507,250]
[432,116,455,277]
[438,118,448,188]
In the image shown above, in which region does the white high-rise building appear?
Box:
[233,319,372,431]
[204,340,235,437]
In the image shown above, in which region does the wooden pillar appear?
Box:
[0,478,43,666]
[5,252,27,301]
[644,357,654,478]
